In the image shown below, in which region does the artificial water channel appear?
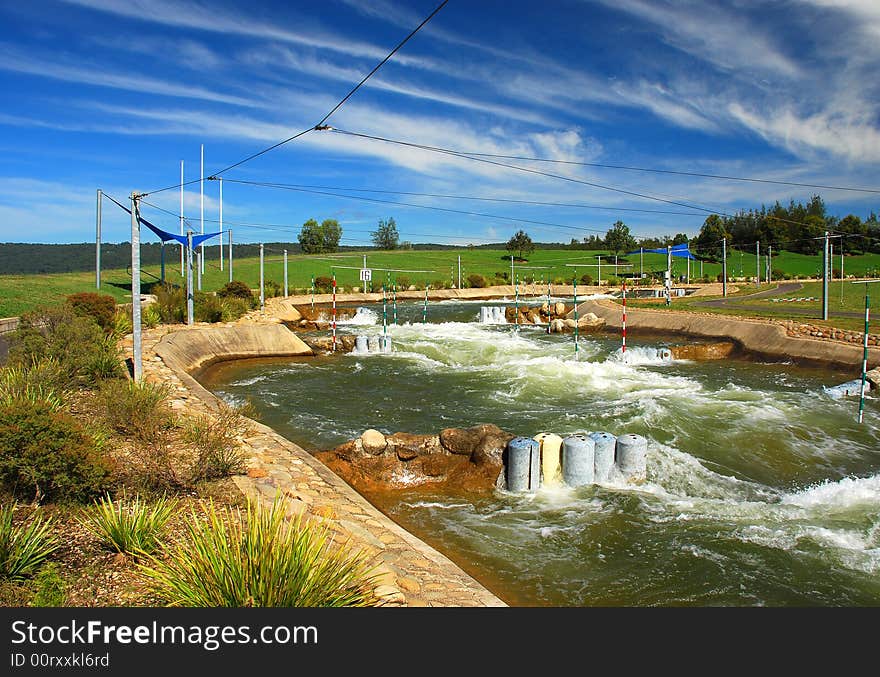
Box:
[203,299,880,606]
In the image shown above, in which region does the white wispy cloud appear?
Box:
[60,0,438,71]
[0,44,256,106]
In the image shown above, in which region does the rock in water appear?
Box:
[361,429,387,455]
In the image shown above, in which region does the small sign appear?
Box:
[359,268,372,282]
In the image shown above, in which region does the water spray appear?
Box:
[423,285,429,324]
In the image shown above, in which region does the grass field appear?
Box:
[3,246,880,320]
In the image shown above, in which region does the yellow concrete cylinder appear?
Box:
[534,433,563,486]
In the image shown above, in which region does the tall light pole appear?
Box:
[200,143,204,274]
[822,231,829,320]
[130,192,142,381]
[219,177,224,272]
[95,189,102,289]
[179,160,184,276]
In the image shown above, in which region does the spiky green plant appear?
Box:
[79,494,177,555]
[0,359,67,411]
[139,498,379,607]
[0,503,59,581]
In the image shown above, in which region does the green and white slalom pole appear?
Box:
[393,281,398,325]
[859,291,870,424]
[311,275,315,313]
[423,286,428,324]
[382,283,388,351]
[573,276,579,361]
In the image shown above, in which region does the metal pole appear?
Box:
[130,192,142,381]
[219,177,224,272]
[666,246,671,306]
[228,229,233,282]
[597,255,601,286]
[841,247,845,303]
[822,231,829,320]
[200,143,204,274]
[160,241,165,282]
[510,255,514,286]
[96,189,102,289]
[768,244,772,282]
[858,291,870,424]
[186,231,194,326]
[393,282,397,325]
[756,241,760,287]
[722,237,728,297]
[259,243,264,310]
[283,249,288,297]
[196,250,201,291]
[179,160,184,276]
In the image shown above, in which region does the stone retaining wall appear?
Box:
[133,318,506,608]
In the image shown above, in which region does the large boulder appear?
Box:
[554,302,567,317]
[316,424,516,494]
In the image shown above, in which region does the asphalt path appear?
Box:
[695,282,863,319]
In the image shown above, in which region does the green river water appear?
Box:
[202,299,880,606]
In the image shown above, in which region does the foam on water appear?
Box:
[337,307,378,325]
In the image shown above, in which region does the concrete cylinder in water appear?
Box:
[479,307,488,323]
[534,433,563,486]
[381,335,393,354]
[616,433,648,483]
[355,335,369,354]
[561,434,595,487]
[494,307,506,323]
[589,431,616,483]
[367,336,380,353]
[506,437,540,492]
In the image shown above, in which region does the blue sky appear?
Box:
[1,0,879,246]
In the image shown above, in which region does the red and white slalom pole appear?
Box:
[622,279,627,356]
[331,274,337,352]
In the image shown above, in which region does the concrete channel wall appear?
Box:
[144,319,506,607]
[577,299,880,370]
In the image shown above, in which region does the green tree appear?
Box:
[671,233,689,246]
[371,217,399,250]
[506,229,534,260]
[694,214,728,261]
[298,219,324,254]
[320,219,342,253]
[604,220,636,255]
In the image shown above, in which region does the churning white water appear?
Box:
[206,301,880,606]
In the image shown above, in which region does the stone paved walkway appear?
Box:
[129,320,506,608]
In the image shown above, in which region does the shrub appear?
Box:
[0,401,110,504]
[98,379,173,443]
[605,276,620,286]
[31,563,66,606]
[395,276,410,290]
[0,503,59,581]
[142,304,161,329]
[138,498,379,607]
[552,277,566,285]
[111,307,133,338]
[219,297,250,322]
[216,280,254,303]
[264,280,282,298]
[154,283,185,324]
[8,305,122,384]
[580,273,594,285]
[0,359,68,411]
[181,404,250,483]
[466,273,487,288]
[194,293,223,323]
[66,293,117,333]
[79,493,177,556]
[314,276,334,293]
